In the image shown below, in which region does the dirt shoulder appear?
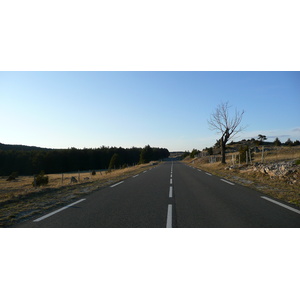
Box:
[0,163,157,227]
[184,158,300,207]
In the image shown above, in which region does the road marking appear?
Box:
[170,178,173,185]
[220,179,235,186]
[132,174,139,178]
[143,171,147,173]
[170,173,172,178]
[198,169,202,172]
[169,186,173,198]
[205,172,212,176]
[166,204,172,228]
[110,181,124,188]
[33,198,86,222]
[261,196,300,215]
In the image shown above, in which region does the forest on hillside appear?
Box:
[0,145,170,176]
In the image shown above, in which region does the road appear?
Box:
[15,161,300,228]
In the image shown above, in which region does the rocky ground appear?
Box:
[252,161,300,184]
[227,160,300,185]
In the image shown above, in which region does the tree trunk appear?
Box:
[220,140,226,164]
[220,128,230,164]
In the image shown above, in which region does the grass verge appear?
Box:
[0,163,157,227]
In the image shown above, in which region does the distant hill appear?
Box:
[0,143,52,151]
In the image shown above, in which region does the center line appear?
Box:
[169,186,173,198]
[170,178,173,185]
[166,204,172,228]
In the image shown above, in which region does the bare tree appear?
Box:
[208,102,245,164]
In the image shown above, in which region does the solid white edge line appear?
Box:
[205,172,212,176]
[169,186,173,198]
[110,181,124,188]
[166,204,172,228]
[261,196,300,215]
[33,198,86,222]
[220,179,235,186]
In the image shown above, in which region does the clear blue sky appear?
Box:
[1,71,299,151]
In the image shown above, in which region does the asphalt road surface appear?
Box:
[15,161,300,228]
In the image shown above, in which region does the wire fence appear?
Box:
[198,146,300,166]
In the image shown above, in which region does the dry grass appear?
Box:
[0,163,157,227]
[185,146,300,207]
[207,145,300,164]
[256,145,300,163]
[0,169,137,201]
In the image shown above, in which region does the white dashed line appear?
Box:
[33,198,86,222]
[166,204,172,228]
[110,181,124,188]
[261,196,300,215]
[220,179,235,186]
[205,172,212,176]
[132,174,139,178]
[169,186,173,198]
[170,178,173,185]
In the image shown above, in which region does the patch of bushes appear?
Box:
[109,153,121,170]
[6,172,18,181]
[239,145,254,163]
[33,171,49,187]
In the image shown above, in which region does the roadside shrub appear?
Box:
[239,146,254,163]
[91,170,96,176]
[190,149,200,158]
[273,137,282,146]
[6,172,18,181]
[109,153,121,170]
[33,171,49,186]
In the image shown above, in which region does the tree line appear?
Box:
[0,145,170,176]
